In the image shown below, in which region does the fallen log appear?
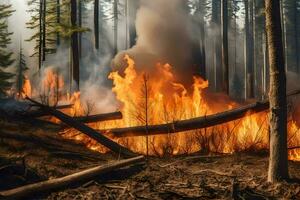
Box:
[21,104,73,118]
[101,89,300,138]
[72,111,122,123]
[25,97,137,158]
[0,156,145,200]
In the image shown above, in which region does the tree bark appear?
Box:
[221,0,229,94]
[244,0,255,99]
[265,0,289,182]
[113,0,118,55]
[42,0,46,62]
[0,156,145,200]
[78,0,82,58]
[94,0,99,49]
[71,0,80,91]
[39,0,43,70]
[72,111,123,123]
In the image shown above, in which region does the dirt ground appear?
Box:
[1,121,300,200]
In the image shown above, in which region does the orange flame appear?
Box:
[22,57,300,160]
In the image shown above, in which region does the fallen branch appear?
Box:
[25,97,137,158]
[71,111,122,123]
[192,169,234,177]
[20,104,73,118]
[0,156,145,200]
[288,146,300,150]
[101,89,300,138]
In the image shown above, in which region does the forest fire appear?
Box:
[29,55,300,160]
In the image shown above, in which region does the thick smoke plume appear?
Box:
[113,0,199,86]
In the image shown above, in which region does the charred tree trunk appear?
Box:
[293,0,300,73]
[265,0,289,182]
[42,0,46,61]
[39,0,43,70]
[221,0,229,94]
[244,0,254,99]
[212,0,222,91]
[198,0,206,79]
[78,0,82,58]
[113,0,118,55]
[128,0,138,47]
[71,0,80,90]
[94,0,99,49]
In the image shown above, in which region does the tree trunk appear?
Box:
[265,0,289,182]
[221,0,229,94]
[293,0,300,73]
[244,0,254,98]
[128,0,138,47]
[0,156,144,200]
[71,0,80,91]
[94,0,99,49]
[78,0,82,58]
[42,0,46,61]
[113,0,118,55]
[39,0,43,70]
[212,0,222,92]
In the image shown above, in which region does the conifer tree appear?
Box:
[16,43,28,97]
[0,3,15,96]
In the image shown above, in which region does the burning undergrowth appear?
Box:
[16,0,300,160]
[35,55,299,160]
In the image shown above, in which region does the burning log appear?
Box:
[0,156,145,200]
[23,104,74,118]
[101,89,300,138]
[25,97,137,158]
[25,110,122,124]
[72,111,122,123]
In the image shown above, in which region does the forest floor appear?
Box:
[1,121,300,200]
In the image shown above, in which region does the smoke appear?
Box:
[112,0,199,86]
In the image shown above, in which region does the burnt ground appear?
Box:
[1,121,300,200]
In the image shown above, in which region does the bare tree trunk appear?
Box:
[94,0,99,49]
[128,0,138,47]
[244,0,255,99]
[39,0,43,70]
[42,0,46,61]
[221,0,229,94]
[71,0,80,91]
[265,0,289,182]
[78,0,82,57]
[113,0,118,55]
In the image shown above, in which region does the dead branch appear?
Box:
[25,97,137,158]
[0,156,145,200]
[101,89,300,138]
[72,111,122,123]
[22,104,73,118]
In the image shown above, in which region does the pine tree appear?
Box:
[27,0,58,70]
[0,3,14,96]
[265,0,289,182]
[16,43,28,98]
